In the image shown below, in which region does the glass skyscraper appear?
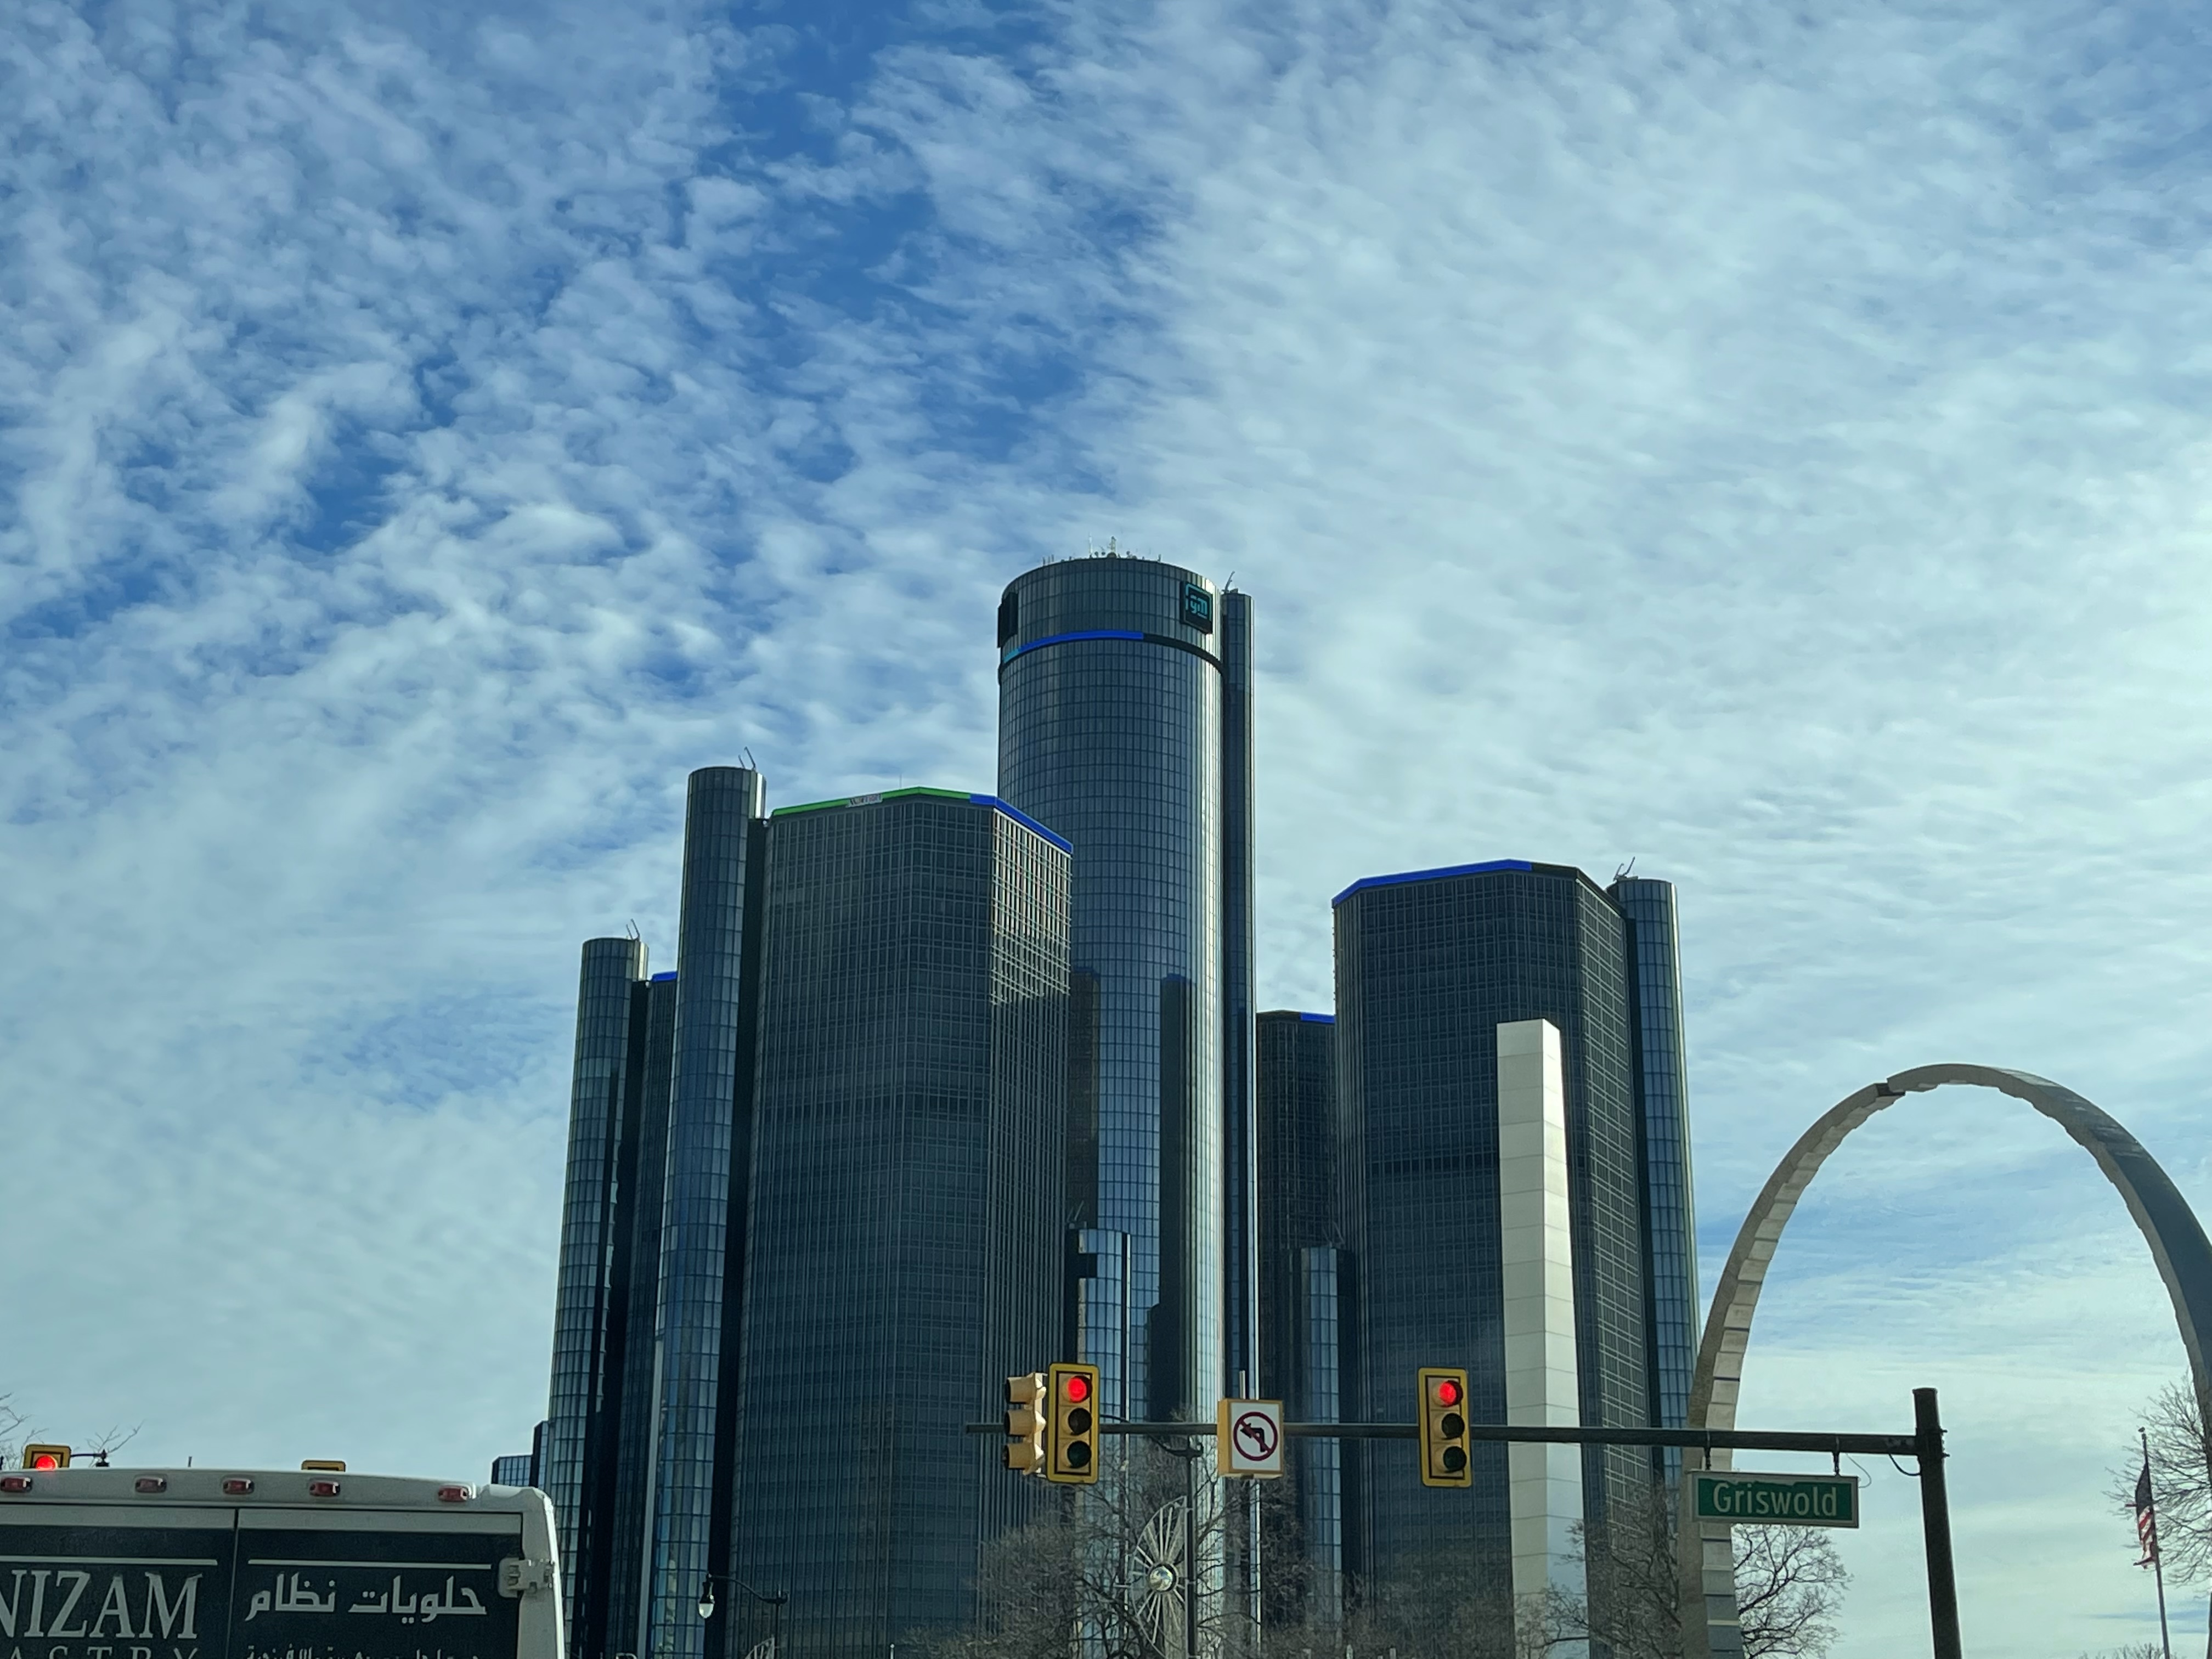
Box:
[1610,875,1699,1456]
[1255,1011,1338,1408]
[724,787,1071,1657]
[543,941,681,1659]
[540,770,1074,1659]
[532,546,1271,1656]
[545,935,648,1635]
[995,555,1252,1424]
[1330,859,1654,1628]
[1255,1009,1344,1633]
[605,973,679,1659]
[491,1420,549,1493]
[647,767,770,1659]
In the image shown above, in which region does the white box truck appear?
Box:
[0,1465,562,1659]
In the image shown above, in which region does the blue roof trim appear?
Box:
[970,794,1075,856]
[650,971,678,983]
[1331,858,1534,907]
[1001,628,1144,664]
[1297,1011,1336,1024]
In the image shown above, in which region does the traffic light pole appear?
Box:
[1155,1433,1204,1659]
[968,1389,1961,1659]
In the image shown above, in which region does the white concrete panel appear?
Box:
[1496,1017,1587,1658]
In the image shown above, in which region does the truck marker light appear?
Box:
[437,1486,471,1503]
[223,1477,255,1495]
[307,1479,342,1497]
[135,1476,168,1494]
[0,1476,29,1494]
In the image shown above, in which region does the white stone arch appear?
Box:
[1681,1064,2212,1656]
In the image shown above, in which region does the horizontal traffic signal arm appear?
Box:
[967,1419,1920,1455]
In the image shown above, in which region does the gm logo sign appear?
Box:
[1180,582,1214,634]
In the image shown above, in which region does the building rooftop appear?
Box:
[1331,857,1534,907]
[770,785,1073,856]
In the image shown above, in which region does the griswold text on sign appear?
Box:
[1692,1472,1860,1528]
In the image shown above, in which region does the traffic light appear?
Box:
[1003,1373,1047,1476]
[21,1444,70,1471]
[1416,1368,1471,1488]
[1046,1363,1101,1485]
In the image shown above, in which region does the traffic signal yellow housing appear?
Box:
[1046,1363,1101,1485]
[20,1444,70,1470]
[1417,1368,1472,1488]
[1003,1373,1047,1476]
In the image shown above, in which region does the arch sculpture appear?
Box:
[1679,1064,2212,1658]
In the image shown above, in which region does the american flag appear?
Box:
[2134,1456,2160,1568]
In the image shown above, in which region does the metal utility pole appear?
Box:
[2143,1426,2175,1659]
[1159,1434,1204,1659]
[1912,1389,1961,1659]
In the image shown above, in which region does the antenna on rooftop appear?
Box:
[742,746,758,771]
[628,918,642,941]
[1613,857,1637,882]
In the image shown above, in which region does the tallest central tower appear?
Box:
[996,555,1255,1423]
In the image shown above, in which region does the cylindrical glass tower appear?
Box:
[996,556,1226,1421]
[544,935,648,1639]
[647,765,768,1659]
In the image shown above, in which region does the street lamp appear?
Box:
[696,1574,787,1658]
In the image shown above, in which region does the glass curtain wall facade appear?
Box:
[1255,1012,1338,1406]
[545,935,648,1637]
[1221,593,1259,1398]
[492,1452,537,1489]
[995,555,1235,1425]
[1297,1245,1348,1635]
[1331,860,1650,1626]
[1256,1009,1342,1633]
[1218,592,1260,1633]
[725,789,1070,1658]
[648,766,769,1659]
[1609,876,1698,1465]
[605,973,679,1659]
[541,955,685,1659]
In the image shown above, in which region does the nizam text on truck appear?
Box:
[0,1465,562,1659]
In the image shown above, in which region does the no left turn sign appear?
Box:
[1215,1397,1285,1478]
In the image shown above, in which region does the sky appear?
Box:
[3,0,2210,1652]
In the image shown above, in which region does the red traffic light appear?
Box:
[1434,1378,1462,1408]
[29,1454,59,1471]
[1063,1373,1091,1404]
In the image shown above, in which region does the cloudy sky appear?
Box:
[5,0,2211,1651]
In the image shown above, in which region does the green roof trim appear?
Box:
[771,785,977,818]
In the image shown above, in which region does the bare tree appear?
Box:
[1729,1526,1847,1659]
[2115,1383,2212,1587]
[936,1470,1844,1659]
[1542,1488,1847,1659]
[924,1439,1242,1659]
[1337,1548,1524,1659]
[0,1399,138,1471]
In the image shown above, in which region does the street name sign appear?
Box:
[1216,1398,1285,1478]
[1692,1470,1860,1528]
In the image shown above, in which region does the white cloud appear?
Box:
[4,0,2210,1650]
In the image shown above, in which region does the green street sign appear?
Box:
[1692,1471,1860,1528]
